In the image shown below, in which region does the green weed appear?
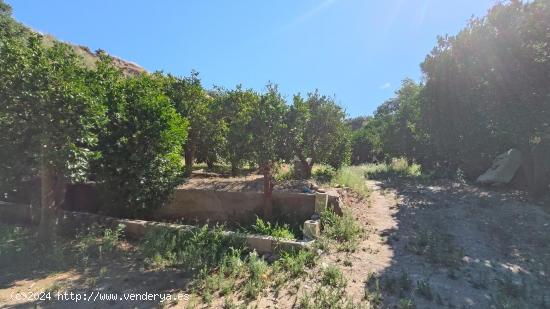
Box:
[320,208,362,252]
[362,158,422,180]
[397,298,416,309]
[321,264,346,288]
[415,279,433,301]
[406,229,463,268]
[332,166,370,198]
[75,223,124,263]
[248,216,295,240]
[140,224,243,270]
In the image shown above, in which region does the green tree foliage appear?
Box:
[250,83,288,218]
[351,79,425,165]
[0,33,105,239]
[353,0,549,191]
[163,72,213,176]
[216,86,258,175]
[91,57,188,218]
[286,91,351,178]
[0,1,28,40]
[421,0,550,177]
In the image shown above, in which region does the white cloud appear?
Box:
[380,82,391,90]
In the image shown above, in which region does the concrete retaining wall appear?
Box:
[0,202,312,253]
[155,189,316,225]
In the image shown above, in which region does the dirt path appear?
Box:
[324,181,398,301]
[355,179,550,308]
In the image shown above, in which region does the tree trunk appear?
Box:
[298,155,313,179]
[184,143,195,177]
[262,164,274,220]
[206,157,215,169]
[230,161,238,177]
[38,156,56,243]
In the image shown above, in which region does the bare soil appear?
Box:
[177,175,313,193]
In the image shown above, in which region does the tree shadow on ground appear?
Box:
[367,177,550,308]
[0,234,193,308]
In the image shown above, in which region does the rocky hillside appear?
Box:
[41,34,145,76]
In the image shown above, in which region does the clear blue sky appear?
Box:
[9,0,497,117]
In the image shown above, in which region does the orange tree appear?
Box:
[249,83,288,219]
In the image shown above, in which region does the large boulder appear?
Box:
[477,149,522,185]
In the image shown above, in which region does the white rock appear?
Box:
[477,149,522,185]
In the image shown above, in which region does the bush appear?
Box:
[93,64,188,218]
[312,165,336,183]
[321,264,346,288]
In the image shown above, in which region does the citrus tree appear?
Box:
[250,83,288,218]
[286,91,350,178]
[91,56,188,217]
[0,34,105,240]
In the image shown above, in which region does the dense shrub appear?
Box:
[312,165,336,183]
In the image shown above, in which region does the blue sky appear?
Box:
[10,0,497,117]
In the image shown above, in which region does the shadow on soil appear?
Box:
[0,235,192,309]
[369,177,550,308]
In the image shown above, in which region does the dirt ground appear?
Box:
[204,179,550,308]
[2,179,549,308]
[177,175,313,193]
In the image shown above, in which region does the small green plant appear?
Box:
[75,223,124,262]
[248,216,296,240]
[312,165,336,183]
[382,271,412,295]
[415,279,433,301]
[321,264,346,288]
[406,229,463,268]
[299,285,359,309]
[273,248,317,279]
[364,272,382,306]
[397,298,416,309]
[320,208,362,252]
[244,251,269,299]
